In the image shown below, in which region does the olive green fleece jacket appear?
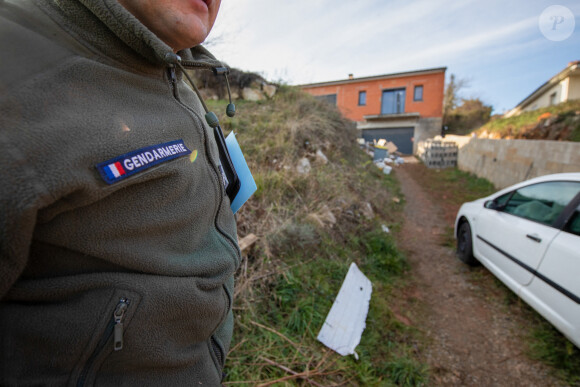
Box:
[0,0,241,385]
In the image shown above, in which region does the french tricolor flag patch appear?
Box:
[106,162,126,179]
[96,139,192,184]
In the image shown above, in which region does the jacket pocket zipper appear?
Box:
[77,298,130,387]
[210,336,224,369]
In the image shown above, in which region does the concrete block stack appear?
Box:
[418,139,458,168]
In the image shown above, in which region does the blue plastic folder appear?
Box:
[225,132,257,214]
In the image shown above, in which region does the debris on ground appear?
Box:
[373,147,388,161]
[373,153,405,175]
[317,263,372,359]
[315,149,329,164]
[238,233,259,251]
[297,157,311,174]
[374,139,398,154]
[358,202,374,220]
[306,205,337,228]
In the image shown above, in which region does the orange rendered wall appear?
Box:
[302,72,445,122]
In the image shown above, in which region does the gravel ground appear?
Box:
[392,163,563,387]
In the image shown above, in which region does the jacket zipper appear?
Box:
[210,336,224,369]
[211,284,231,372]
[113,298,130,351]
[77,298,130,387]
[168,67,178,98]
[166,66,240,262]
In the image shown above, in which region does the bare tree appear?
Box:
[443,74,469,117]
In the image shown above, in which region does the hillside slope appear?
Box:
[476,100,580,141]
[207,87,428,385]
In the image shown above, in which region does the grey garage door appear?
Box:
[361,127,414,155]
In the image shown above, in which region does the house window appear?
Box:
[381,88,406,114]
[414,85,423,101]
[315,94,337,105]
[358,91,367,106]
[549,92,557,106]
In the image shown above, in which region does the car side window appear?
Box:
[494,192,512,208]
[502,181,580,226]
[564,206,580,236]
[485,192,512,209]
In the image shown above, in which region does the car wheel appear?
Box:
[457,221,478,266]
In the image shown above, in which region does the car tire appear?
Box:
[457,221,478,266]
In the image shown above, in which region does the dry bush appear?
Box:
[209,86,398,308]
[187,68,269,100]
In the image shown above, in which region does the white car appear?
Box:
[454,173,580,348]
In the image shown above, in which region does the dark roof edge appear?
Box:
[298,67,447,88]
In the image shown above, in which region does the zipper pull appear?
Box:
[168,67,177,89]
[169,67,176,83]
[113,298,130,351]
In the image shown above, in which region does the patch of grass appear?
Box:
[570,120,580,142]
[528,317,580,386]
[383,358,429,387]
[434,168,496,203]
[360,228,409,283]
[489,277,520,306]
[440,226,455,248]
[226,225,428,385]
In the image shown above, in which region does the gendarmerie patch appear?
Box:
[96,139,192,184]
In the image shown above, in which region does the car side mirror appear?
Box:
[484,200,499,210]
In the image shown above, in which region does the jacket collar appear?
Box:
[35,0,224,70]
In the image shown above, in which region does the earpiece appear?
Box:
[226,103,236,117]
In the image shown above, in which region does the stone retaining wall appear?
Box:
[443,135,580,189]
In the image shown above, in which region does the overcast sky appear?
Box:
[206,0,579,114]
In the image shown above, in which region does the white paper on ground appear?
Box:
[317,262,372,359]
[225,132,257,214]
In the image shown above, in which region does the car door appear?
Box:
[520,201,580,347]
[474,181,580,287]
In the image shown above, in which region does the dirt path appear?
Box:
[393,164,562,386]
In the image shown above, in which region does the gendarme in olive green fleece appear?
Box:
[0,0,241,385]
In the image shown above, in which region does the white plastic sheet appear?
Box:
[317,263,372,359]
